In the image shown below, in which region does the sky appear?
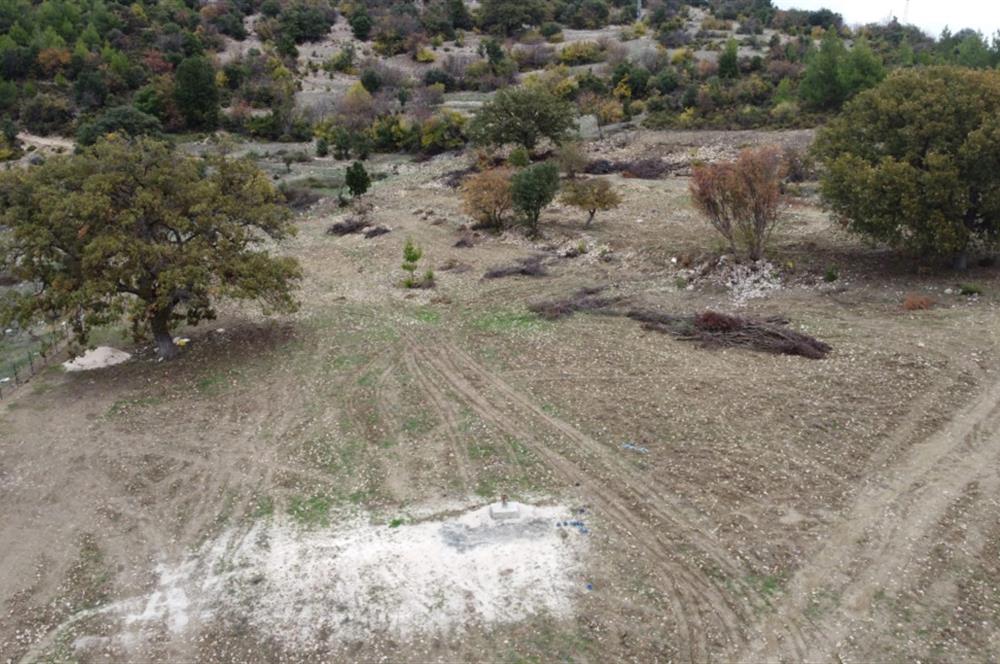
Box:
[773,0,1000,38]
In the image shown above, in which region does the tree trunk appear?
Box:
[150,309,179,360]
[586,210,596,227]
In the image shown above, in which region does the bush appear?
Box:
[508,146,531,167]
[815,67,1000,264]
[461,168,513,231]
[511,161,560,235]
[690,146,786,260]
[77,106,164,146]
[419,110,467,154]
[20,94,74,135]
[559,41,605,65]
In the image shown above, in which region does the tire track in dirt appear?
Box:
[402,344,473,491]
[740,375,1000,662]
[435,341,795,657]
[410,339,771,661]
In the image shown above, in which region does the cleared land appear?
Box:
[2,129,999,663]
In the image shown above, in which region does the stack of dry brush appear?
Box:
[529,287,831,360]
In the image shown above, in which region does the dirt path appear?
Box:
[741,372,1000,662]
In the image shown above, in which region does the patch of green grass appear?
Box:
[746,573,784,605]
[106,395,163,417]
[471,310,547,334]
[195,371,229,395]
[401,413,434,436]
[287,493,333,527]
[331,354,368,370]
[357,370,379,387]
[411,307,440,324]
[804,588,841,619]
[474,475,498,498]
[508,438,536,467]
[388,517,405,528]
[348,488,372,505]
[252,495,274,519]
[468,440,498,460]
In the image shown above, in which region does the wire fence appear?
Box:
[0,325,70,400]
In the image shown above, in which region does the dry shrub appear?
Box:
[690,146,786,260]
[528,286,621,320]
[462,168,513,232]
[483,256,548,279]
[903,293,935,310]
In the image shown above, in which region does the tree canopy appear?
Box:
[814,67,1000,264]
[470,86,576,151]
[512,161,561,235]
[0,138,302,358]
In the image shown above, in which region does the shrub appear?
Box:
[560,178,622,226]
[419,110,467,154]
[959,283,984,296]
[461,168,513,231]
[559,41,605,65]
[508,146,531,167]
[690,146,786,260]
[20,94,73,135]
[815,67,1000,265]
[511,161,560,235]
[76,106,163,146]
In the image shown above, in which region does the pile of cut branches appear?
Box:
[483,256,548,279]
[627,309,831,359]
[528,286,623,320]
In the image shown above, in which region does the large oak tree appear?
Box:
[0,138,302,359]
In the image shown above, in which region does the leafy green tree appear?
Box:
[349,8,373,40]
[479,0,545,35]
[799,31,885,111]
[511,161,560,235]
[814,67,1000,266]
[76,106,163,146]
[840,37,885,99]
[345,161,371,197]
[798,29,848,110]
[0,138,301,359]
[718,38,739,79]
[560,178,621,226]
[174,56,219,129]
[401,238,424,288]
[470,86,576,152]
[447,0,473,30]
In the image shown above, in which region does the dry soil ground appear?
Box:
[2,129,1000,663]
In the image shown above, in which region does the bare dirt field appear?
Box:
[2,129,1000,663]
